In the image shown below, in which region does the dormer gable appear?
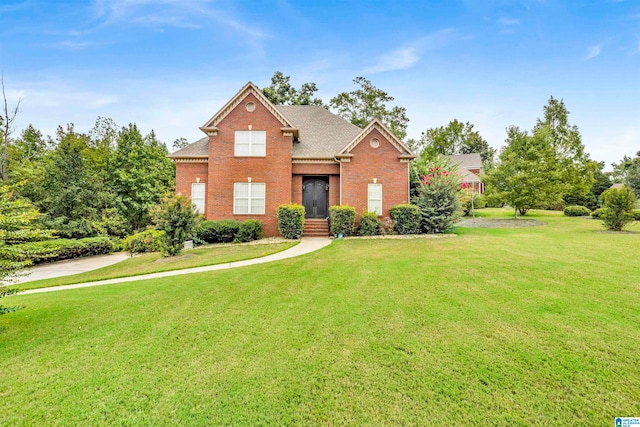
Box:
[336,119,416,162]
[199,82,299,138]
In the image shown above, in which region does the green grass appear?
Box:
[14,241,298,291]
[2,210,639,425]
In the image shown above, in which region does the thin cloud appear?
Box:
[0,1,32,13]
[47,40,100,50]
[89,0,267,39]
[364,29,456,74]
[498,16,521,26]
[586,44,603,59]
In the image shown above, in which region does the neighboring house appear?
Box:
[449,153,484,193]
[169,82,416,236]
[610,183,624,190]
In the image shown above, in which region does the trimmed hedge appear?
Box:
[125,230,166,254]
[389,204,421,235]
[235,219,263,242]
[358,212,381,236]
[18,237,114,264]
[277,204,305,239]
[564,205,591,216]
[195,220,241,243]
[194,219,263,244]
[329,205,355,237]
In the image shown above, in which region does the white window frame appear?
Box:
[191,183,206,214]
[234,182,265,214]
[234,130,266,157]
[368,183,382,216]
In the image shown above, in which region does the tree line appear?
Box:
[1,117,174,239]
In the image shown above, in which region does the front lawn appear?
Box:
[2,210,639,425]
[13,241,298,291]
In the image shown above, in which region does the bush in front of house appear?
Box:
[591,208,604,219]
[564,205,591,216]
[277,204,305,239]
[195,220,241,243]
[390,204,421,235]
[125,230,166,254]
[600,187,636,231]
[358,212,381,236]
[329,205,356,237]
[235,219,263,242]
[18,237,115,263]
[414,170,462,233]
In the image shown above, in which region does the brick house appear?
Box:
[169,82,416,236]
[450,153,484,194]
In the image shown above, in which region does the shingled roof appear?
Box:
[168,136,209,158]
[449,153,482,170]
[168,104,414,160]
[276,105,362,158]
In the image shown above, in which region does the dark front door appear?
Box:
[302,178,328,219]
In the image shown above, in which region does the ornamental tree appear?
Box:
[412,157,464,233]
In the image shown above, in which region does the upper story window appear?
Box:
[235,130,266,157]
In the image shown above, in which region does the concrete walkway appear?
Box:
[13,253,131,284]
[20,238,332,295]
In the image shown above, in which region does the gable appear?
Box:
[338,119,415,162]
[199,82,298,137]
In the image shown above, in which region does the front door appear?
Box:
[302,178,328,219]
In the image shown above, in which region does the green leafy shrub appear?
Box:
[235,220,263,243]
[329,205,356,237]
[124,230,166,254]
[17,237,114,263]
[413,161,464,233]
[591,208,604,219]
[601,187,636,231]
[460,190,487,216]
[389,204,421,234]
[150,194,198,256]
[632,210,640,221]
[277,204,305,239]
[564,205,591,216]
[195,220,241,243]
[358,212,381,236]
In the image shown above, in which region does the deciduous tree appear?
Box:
[262,71,324,106]
[330,77,409,140]
[415,119,496,168]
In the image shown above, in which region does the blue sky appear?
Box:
[1,0,639,168]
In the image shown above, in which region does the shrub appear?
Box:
[18,237,114,263]
[329,205,356,237]
[379,217,396,235]
[277,204,305,239]
[632,210,640,221]
[195,220,241,243]
[601,187,636,231]
[124,230,166,254]
[564,205,591,217]
[150,194,199,256]
[389,204,421,235]
[235,220,263,243]
[460,190,487,216]
[591,208,604,219]
[413,162,463,233]
[358,212,381,236]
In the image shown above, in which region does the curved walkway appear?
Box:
[21,238,331,295]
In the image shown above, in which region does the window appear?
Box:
[191,183,205,214]
[234,182,265,214]
[235,130,266,156]
[368,183,382,215]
